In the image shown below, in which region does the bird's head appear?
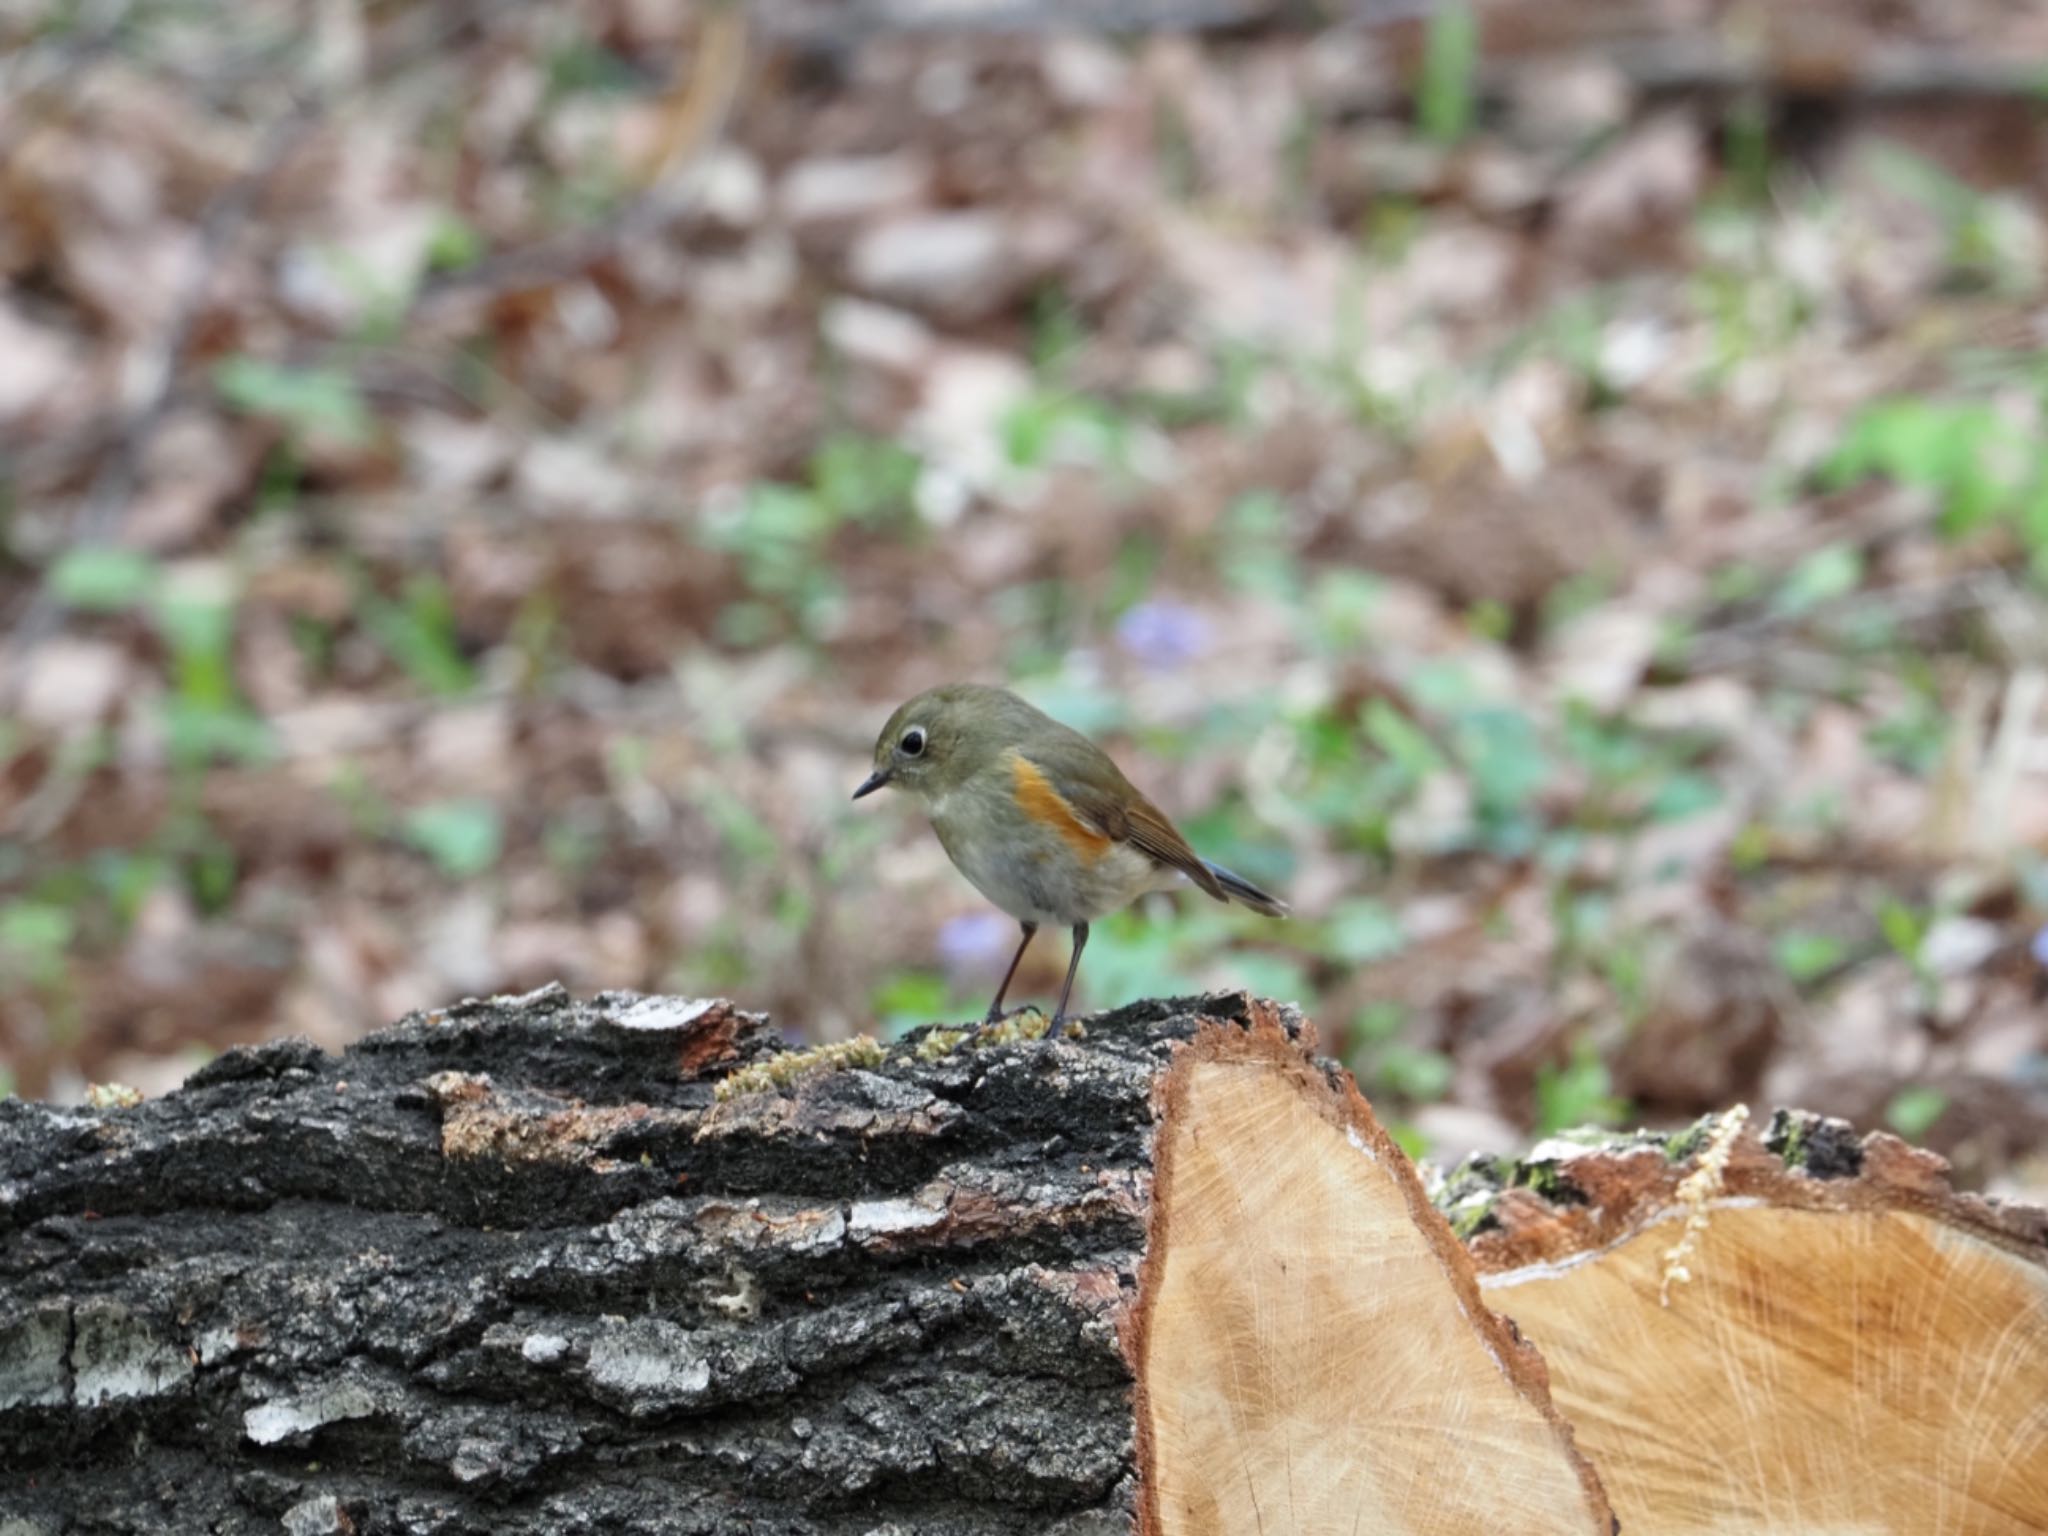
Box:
[851,684,1009,804]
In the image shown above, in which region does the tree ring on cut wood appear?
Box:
[1133,1014,1614,1535]
[1466,1112,2048,1535]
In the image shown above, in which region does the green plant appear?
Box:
[699,482,852,643]
[667,923,749,995]
[314,244,416,344]
[1826,395,2048,580]
[1362,698,1446,781]
[163,812,240,915]
[1549,885,1615,973]
[1000,388,1145,481]
[1722,92,1774,206]
[1877,898,1929,965]
[1349,1002,1454,1104]
[1452,704,1551,850]
[1534,1039,1625,1134]
[872,970,954,1037]
[1687,207,1813,381]
[1217,493,1300,603]
[1379,1046,1454,1102]
[1559,704,1719,833]
[543,34,639,98]
[1359,196,1424,265]
[39,553,273,771]
[1773,930,1849,985]
[328,763,393,839]
[1080,909,1196,1008]
[403,799,504,879]
[1230,950,1313,1006]
[1865,664,1949,774]
[0,899,73,989]
[1877,897,1941,1008]
[542,810,607,877]
[360,575,476,696]
[1307,698,1431,857]
[808,431,922,525]
[1465,598,1514,643]
[1306,570,1387,654]
[426,209,485,274]
[1771,543,1865,616]
[1864,144,2041,294]
[1545,293,1623,409]
[289,614,336,678]
[156,592,272,770]
[1324,899,1406,965]
[1416,3,1478,146]
[1647,772,1721,825]
[215,358,373,446]
[1027,288,1088,378]
[1539,571,1617,632]
[47,546,157,610]
[89,849,168,929]
[1885,1084,1948,1140]
[1828,398,2029,531]
[1599,930,1654,1023]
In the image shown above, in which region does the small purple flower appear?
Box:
[2030,925,2048,969]
[938,911,1016,977]
[1116,600,1212,671]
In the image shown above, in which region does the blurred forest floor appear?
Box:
[6,0,2048,1196]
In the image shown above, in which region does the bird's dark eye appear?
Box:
[899,727,926,757]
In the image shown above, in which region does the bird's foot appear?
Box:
[982,1002,1045,1026]
[1023,1013,1077,1067]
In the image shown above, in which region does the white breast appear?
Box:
[940,821,1183,927]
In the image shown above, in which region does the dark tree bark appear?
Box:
[0,988,1613,1536]
[1,986,1181,1534]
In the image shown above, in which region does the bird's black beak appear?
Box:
[851,769,890,801]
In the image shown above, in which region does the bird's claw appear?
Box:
[1030,1024,1065,1068]
[983,1003,1046,1025]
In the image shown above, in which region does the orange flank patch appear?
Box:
[1009,754,1112,860]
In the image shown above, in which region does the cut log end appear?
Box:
[1467,1110,2048,1536]
[1137,1017,1614,1536]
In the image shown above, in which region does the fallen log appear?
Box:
[5,987,2043,1534]
[0,988,1609,1535]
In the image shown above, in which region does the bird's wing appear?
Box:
[1056,767,1228,901]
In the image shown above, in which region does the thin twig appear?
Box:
[1976,668,2046,856]
[1607,40,2048,105]
[751,0,1276,39]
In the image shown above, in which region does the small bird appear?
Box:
[852,682,1286,1027]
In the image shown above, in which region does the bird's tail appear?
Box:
[1203,860,1289,918]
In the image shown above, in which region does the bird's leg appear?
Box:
[984,922,1039,1023]
[1050,922,1089,1029]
